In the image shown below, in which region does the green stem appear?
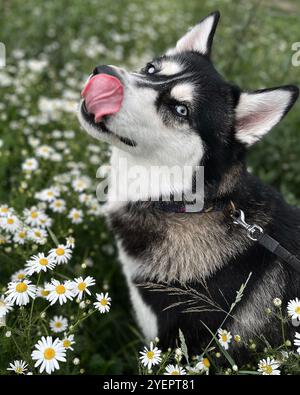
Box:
[279,307,286,346]
[32,303,52,326]
[67,309,97,335]
[27,272,42,341]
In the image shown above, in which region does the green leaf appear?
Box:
[200,321,236,368]
[179,328,189,365]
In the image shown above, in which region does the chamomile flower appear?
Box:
[164,364,186,375]
[79,193,93,204]
[0,233,10,245]
[0,214,20,233]
[195,357,211,374]
[258,357,281,375]
[72,276,95,301]
[94,292,111,313]
[31,336,66,374]
[287,298,300,320]
[23,207,44,227]
[45,279,75,305]
[49,244,72,265]
[68,208,83,224]
[294,332,300,354]
[72,176,91,192]
[11,269,27,282]
[36,144,55,159]
[66,236,75,248]
[0,295,13,318]
[217,328,232,350]
[5,280,36,306]
[28,228,47,244]
[36,187,60,203]
[7,360,28,374]
[0,204,11,217]
[49,198,66,213]
[38,213,53,228]
[139,342,162,370]
[13,228,28,244]
[62,334,75,351]
[25,253,56,275]
[50,315,68,333]
[22,157,39,172]
[36,284,51,299]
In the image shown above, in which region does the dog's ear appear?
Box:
[168,11,220,56]
[235,86,299,146]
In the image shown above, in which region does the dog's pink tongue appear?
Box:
[81,74,123,122]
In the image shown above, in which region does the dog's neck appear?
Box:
[104,147,242,214]
[104,147,199,212]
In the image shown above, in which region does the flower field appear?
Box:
[0,0,300,375]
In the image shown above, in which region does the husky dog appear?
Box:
[78,11,299,362]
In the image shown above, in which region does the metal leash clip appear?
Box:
[231,209,264,241]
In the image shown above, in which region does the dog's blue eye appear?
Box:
[175,104,188,117]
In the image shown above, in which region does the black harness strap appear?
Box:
[231,208,300,275]
[258,233,300,274]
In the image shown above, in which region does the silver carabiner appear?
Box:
[231,209,264,241]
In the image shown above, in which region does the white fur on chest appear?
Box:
[118,243,158,341]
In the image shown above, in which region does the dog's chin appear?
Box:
[79,101,137,148]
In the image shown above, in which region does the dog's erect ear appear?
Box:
[235,86,299,146]
[168,11,220,56]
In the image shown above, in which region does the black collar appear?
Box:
[151,199,231,214]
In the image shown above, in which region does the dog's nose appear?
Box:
[92,65,121,81]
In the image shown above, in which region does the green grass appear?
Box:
[0,0,299,375]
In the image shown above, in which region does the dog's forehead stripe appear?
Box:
[170,83,194,102]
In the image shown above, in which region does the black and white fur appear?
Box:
[78,11,300,363]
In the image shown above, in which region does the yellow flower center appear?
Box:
[203,358,210,368]
[55,285,66,294]
[16,282,28,293]
[78,282,86,291]
[41,289,50,297]
[55,322,62,328]
[19,231,26,238]
[73,213,79,219]
[39,258,48,266]
[100,299,108,306]
[295,306,300,314]
[7,218,14,225]
[55,201,62,207]
[56,248,65,256]
[34,231,41,237]
[44,347,56,360]
[17,273,25,280]
[1,207,8,213]
[146,351,154,360]
[15,367,23,374]
[262,365,273,374]
[31,211,38,218]
[63,339,71,348]
[221,334,228,342]
[171,370,179,375]
[0,300,4,307]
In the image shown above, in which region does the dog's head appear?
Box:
[78,11,298,193]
